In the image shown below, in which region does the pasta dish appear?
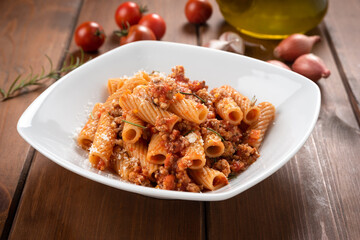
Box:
[77,66,275,192]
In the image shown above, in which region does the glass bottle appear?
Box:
[216,0,328,39]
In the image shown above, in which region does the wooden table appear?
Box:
[1,0,359,239]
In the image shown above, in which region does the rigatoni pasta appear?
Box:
[122,113,145,143]
[107,78,126,95]
[89,112,117,170]
[147,133,167,164]
[180,132,206,170]
[221,85,261,125]
[203,131,225,158]
[245,102,276,149]
[124,140,159,178]
[214,96,243,125]
[119,92,180,131]
[77,66,275,192]
[77,103,104,150]
[169,98,208,124]
[189,167,228,191]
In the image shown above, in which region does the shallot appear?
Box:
[292,53,330,81]
[266,60,291,70]
[274,34,321,62]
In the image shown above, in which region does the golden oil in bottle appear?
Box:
[216,0,328,39]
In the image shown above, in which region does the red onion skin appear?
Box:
[274,34,321,62]
[266,60,291,70]
[292,54,331,82]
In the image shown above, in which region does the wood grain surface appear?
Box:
[0,0,82,235]
[324,0,360,125]
[10,155,204,240]
[1,0,359,239]
[203,2,360,239]
[8,1,204,239]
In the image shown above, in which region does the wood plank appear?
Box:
[324,0,360,124]
[9,0,203,239]
[0,0,82,235]
[204,1,360,239]
[10,155,203,240]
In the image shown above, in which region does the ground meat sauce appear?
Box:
[201,119,242,142]
[148,75,178,109]
[147,66,260,191]
[83,66,270,192]
[169,65,189,83]
[164,130,190,155]
[155,115,179,132]
[213,159,231,177]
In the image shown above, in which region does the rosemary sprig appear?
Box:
[122,120,147,129]
[0,50,86,101]
[206,127,225,142]
[179,91,206,103]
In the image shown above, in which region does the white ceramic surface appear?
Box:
[17,41,320,201]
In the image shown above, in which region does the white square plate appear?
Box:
[17,41,320,201]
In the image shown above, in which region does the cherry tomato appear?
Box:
[115,1,144,29]
[120,25,156,45]
[74,21,105,52]
[138,13,166,40]
[185,0,213,24]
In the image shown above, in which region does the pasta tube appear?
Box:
[122,113,144,143]
[110,146,130,178]
[169,98,208,124]
[133,71,151,82]
[107,78,126,95]
[246,102,275,149]
[203,131,225,158]
[221,85,260,125]
[77,103,104,150]
[104,77,149,110]
[89,112,117,170]
[214,96,243,125]
[119,93,180,131]
[124,140,159,177]
[146,133,167,164]
[181,132,206,170]
[189,167,228,190]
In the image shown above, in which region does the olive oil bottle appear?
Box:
[216,0,328,39]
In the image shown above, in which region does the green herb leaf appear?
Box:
[206,127,225,142]
[90,112,94,120]
[183,130,194,136]
[122,120,147,129]
[179,91,206,103]
[0,50,86,101]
